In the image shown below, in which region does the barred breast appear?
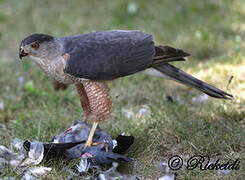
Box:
[31,55,74,84]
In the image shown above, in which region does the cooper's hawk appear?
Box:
[19,30,232,147]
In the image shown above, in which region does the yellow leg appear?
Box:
[84,122,99,147]
[81,81,112,148]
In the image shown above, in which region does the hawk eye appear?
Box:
[31,42,39,49]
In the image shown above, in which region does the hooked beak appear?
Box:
[19,47,29,60]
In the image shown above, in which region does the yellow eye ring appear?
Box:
[31,43,39,49]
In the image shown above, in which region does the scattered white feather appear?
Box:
[192,94,209,104]
[26,166,52,177]
[122,105,151,119]
[159,174,175,180]
[0,145,17,160]
[76,158,90,173]
[17,76,25,86]
[0,157,9,170]
[121,109,134,119]
[21,172,37,180]
[19,142,44,167]
[160,162,170,173]
[136,105,151,118]
[0,101,4,111]
[127,2,138,14]
[112,140,118,149]
[216,169,231,176]
[11,138,25,151]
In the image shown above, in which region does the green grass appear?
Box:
[0,0,244,179]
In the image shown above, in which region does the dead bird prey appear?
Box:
[19,30,233,147]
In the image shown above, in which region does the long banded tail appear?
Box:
[154,63,233,99]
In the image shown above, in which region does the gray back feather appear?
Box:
[62,30,155,80]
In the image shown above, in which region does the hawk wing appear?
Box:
[62,30,155,80]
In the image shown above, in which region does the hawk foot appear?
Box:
[84,122,99,148]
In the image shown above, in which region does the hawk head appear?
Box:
[19,34,59,60]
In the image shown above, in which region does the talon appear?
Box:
[84,140,93,147]
[84,141,101,147]
[84,122,99,148]
[91,142,99,146]
[90,142,109,152]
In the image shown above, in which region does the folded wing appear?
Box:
[63,30,155,80]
